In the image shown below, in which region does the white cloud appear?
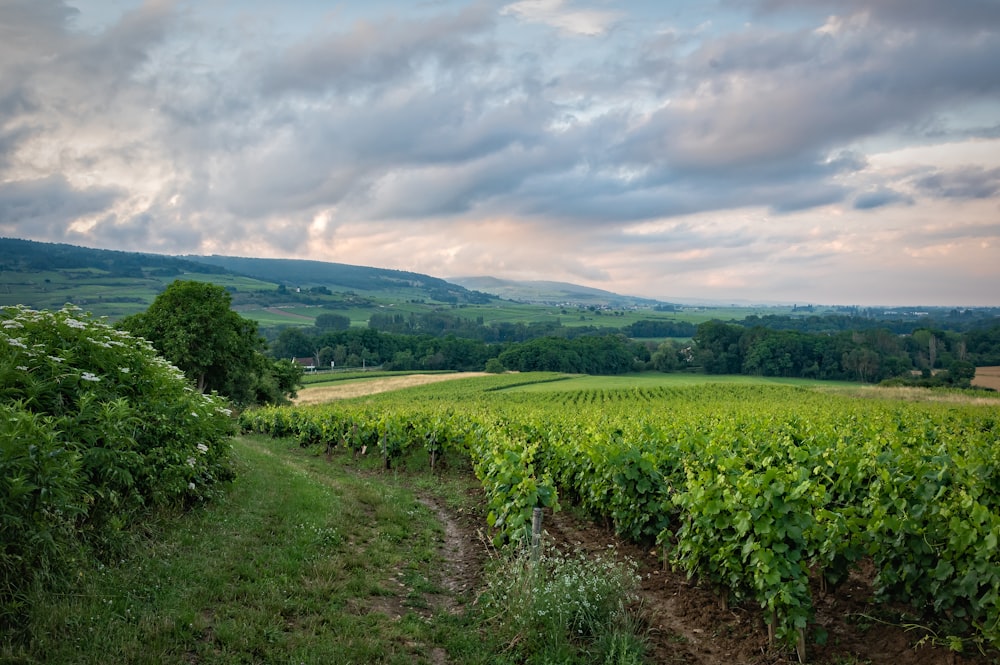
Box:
[0,0,998,305]
[501,0,620,36]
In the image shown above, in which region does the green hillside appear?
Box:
[188,255,493,305]
[0,238,496,321]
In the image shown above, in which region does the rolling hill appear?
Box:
[448,276,676,309]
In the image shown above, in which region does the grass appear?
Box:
[502,372,862,393]
[3,435,500,665]
[4,420,654,664]
[300,369,457,386]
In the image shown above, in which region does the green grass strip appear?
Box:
[4,436,499,665]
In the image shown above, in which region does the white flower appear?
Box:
[64,318,87,329]
[188,482,196,490]
[186,457,196,467]
[80,371,100,382]
[48,355,64,363]
[16,366,27,371]
[196,443,209,454]
[2,320,22,329]
[119,367,130,374]
[6,337,27,349]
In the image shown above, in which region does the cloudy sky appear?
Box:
[2,0,999,306]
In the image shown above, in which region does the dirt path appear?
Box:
[294,372,489,405]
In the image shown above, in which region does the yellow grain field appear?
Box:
[972,366,1000,391]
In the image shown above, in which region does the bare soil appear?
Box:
[417,494,996,665]
[972,366,1000,392]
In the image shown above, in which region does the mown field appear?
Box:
[973,365,1000,391]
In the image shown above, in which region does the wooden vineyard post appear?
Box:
[796,628,806,663]
[531,507,543,564]
[381,430,389,470]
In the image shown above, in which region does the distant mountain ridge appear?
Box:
[0,238,496,313]
[185,255,493,304]
[1,236,677,312]
[448,276,674,308]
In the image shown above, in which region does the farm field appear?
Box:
[10,371,999,664]
[243,372,1000,663]
[294,371,489,404]
[973,365,1000,391]
[500,372,861,392]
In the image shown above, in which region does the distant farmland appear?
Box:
[973,365,1000,391]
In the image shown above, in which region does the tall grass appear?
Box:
[479,541,648,664]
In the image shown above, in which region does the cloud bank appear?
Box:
[1,0,998,305]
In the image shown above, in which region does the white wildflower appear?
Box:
[48,355,64,363]
[119,367,130,374]
[188,482,196,490]
[16,366,27,371]
[196,443,209,454]
[64,318,87,329]
[80,371,100,382]
[186,457,196,468]
[7,337,27,348]
[2,320,22,329]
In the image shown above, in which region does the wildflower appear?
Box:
[186,457,196,468]
[196,443,209,454]
[188,482,196,490]
[2,320,22,329]
[120,367,130,374]
[16,365,28,371]
[81,372,100,382]
[64,318,87,329]
[6,337,27,349]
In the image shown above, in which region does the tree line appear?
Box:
[115,281,1000,405]
[681,321,997,385]
[271,312,1000,385]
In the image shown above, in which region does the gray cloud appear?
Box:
[0,0,998,305]
[0,175,121,235]
[260,2,498,95]
[914,166,1000,200]
[853,187,913,210]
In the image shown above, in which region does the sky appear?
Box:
[1,0,999,306]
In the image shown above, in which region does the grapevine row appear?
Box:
[239,377,1000,651]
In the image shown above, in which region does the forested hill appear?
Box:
[185,255,493,304]
[0,238,495,316]
[0,237,228,276]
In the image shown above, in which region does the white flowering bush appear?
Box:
[1,305,234,624]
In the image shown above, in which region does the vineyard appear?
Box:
[240,374,1000,658]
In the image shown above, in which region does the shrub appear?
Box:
[1,305,235,626]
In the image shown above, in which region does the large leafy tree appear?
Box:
[120,280,301,406]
